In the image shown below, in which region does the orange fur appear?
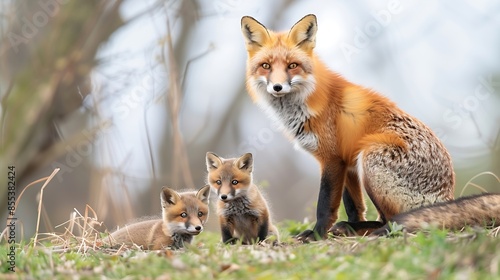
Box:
[206,152,279,244]
[107,186,210,250]
[241,14,457,240]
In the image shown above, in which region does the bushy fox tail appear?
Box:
[373,193,500,235]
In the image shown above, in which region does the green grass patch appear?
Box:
[1,223,499,279]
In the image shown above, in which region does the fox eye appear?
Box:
[180,212,187,218]
[288,63,298,69]
[216,180,222,185]
[231,180,238,185]
[198,211,204,217]
[261,63,270,69]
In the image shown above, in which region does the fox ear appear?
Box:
[161,187,181,208]
[235,153,253,172]
[288,14,317,52]
[196,185,211,205]
[241,16,270,54]
[206,152,223,170]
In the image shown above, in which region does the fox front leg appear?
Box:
[257,220,269,242]
[296,160,346,241]
[221,224,237,244]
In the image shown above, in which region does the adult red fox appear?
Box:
[206,152,279,244]
[108,186,210,249]
[240,14,499,240]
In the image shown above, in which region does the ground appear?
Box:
[1,221,499,280]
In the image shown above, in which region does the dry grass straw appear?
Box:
[33,168,60,245]
[0,168,118,254]
[1,168,59,242]
[40,204,106,254]
[459,171,500,196]
[489,225,500,238]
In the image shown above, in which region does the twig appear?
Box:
[1,170,57,241]
[459,171,500,197]
[162,18,195,188]
[180,43,215,92]
[33,168,60,246]
[144,102,157,181]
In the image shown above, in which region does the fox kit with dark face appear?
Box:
[239,14,496,240]
[206,152,279,244]
[109,186,210,250]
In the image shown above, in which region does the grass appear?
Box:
[1,170,498,279]
[1,222,499,280]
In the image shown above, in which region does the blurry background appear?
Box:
[1,0,499,239]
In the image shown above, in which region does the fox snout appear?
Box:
[267,82,291,96]
[266,78,292,96]
[168,221,204,235]
[218,192,235,202]
[187,224,203,235]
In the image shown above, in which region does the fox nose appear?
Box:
[195,226,202,231]
[220,194,228,200]
[273,84,283,92]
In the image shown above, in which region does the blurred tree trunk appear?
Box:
[154,0,198,199]
[0,0,124,211]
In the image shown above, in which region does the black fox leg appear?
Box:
[297,159,346,241]
[221,224,234,244]
[257,220,269,242]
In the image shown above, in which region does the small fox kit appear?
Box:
[109,186,210,250]
[241,14,468,240]
[206,152,279,244]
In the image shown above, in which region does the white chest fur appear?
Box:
[257,93,319,152]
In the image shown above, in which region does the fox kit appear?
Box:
[206,152,279,244]
[241,14,462,240]
[109,186,210,250]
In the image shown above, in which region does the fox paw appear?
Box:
[295,229,323,242]
[328,221,357,237]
